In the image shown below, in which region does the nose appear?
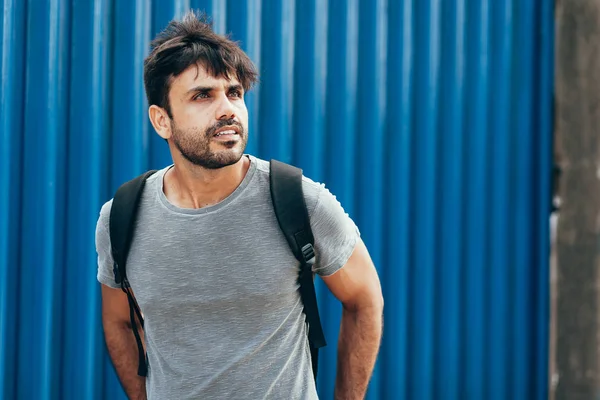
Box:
[215,93,236,121]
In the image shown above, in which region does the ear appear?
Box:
[149,105,172,140]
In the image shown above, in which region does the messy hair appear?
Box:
[143,10,258,117]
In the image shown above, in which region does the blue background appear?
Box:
[0,0,554,398]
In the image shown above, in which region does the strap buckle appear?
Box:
[301,244,316,265]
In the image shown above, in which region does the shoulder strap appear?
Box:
[108,169,158,377]
[269,159,327,379]
[109,170,158,284]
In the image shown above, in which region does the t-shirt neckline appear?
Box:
[156,154,257,215]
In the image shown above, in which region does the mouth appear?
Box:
[213,125,240,139]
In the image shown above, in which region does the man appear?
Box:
[96,11,383,400]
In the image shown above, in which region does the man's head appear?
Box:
[144,11,258,169]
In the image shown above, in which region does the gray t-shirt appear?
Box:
[95,155,360,400]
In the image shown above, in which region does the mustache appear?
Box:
[205,118,244,137]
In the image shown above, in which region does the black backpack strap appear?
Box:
[109,169,158,377]
[269,159,326,379]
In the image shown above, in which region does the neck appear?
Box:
[163,155,250,209]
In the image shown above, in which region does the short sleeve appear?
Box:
[308,185,360,277]
[95,200,119,288]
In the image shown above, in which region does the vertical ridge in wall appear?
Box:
[434,0,466,398]
[355,0,387,397]
[510,1,536,398]
[532,0,553,397]
[63,0,112,398]
[408,0,442,398]
[381,0,413,398]
[318,0,359,397]
[291,0,326,180]
[18,0,71,398]
[110,0,151,190]
[0,0,27,398]
[486,1,512,399]
[462,0,491,397]
[257,0,295,162]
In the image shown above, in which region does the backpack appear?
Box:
[108,159,326,381]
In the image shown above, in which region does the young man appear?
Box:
[96,11,383,400]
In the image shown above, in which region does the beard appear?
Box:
[170,118,248,169]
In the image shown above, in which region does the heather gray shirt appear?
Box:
[95,155,360,400]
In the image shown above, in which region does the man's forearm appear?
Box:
[104,322,147,400]
[334,305,383,400]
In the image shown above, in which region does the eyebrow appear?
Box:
[186,84,243,96]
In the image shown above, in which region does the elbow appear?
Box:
[343,290,384,315]
[376,292,384,313]
[367,281,384,313]
[372,291,384,315]
[102,313,133,332]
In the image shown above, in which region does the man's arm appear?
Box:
[321,238,384,400]
[101,284,147,400]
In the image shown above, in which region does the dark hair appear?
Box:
[143,10,258,117]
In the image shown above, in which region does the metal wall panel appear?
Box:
[1,1,26,400]
[0,0,553,399]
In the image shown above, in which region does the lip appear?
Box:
[213,125,241,136]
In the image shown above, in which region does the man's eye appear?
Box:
[229,90,242,98]
[194,93,209,100]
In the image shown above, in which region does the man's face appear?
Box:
[166,63,249,169]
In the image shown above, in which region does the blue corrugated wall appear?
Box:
[0,0,554,399]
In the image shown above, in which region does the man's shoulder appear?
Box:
[98,198,114,228]
[300,175,326,213]
[97,167,167,224]
[249,155,271,175]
